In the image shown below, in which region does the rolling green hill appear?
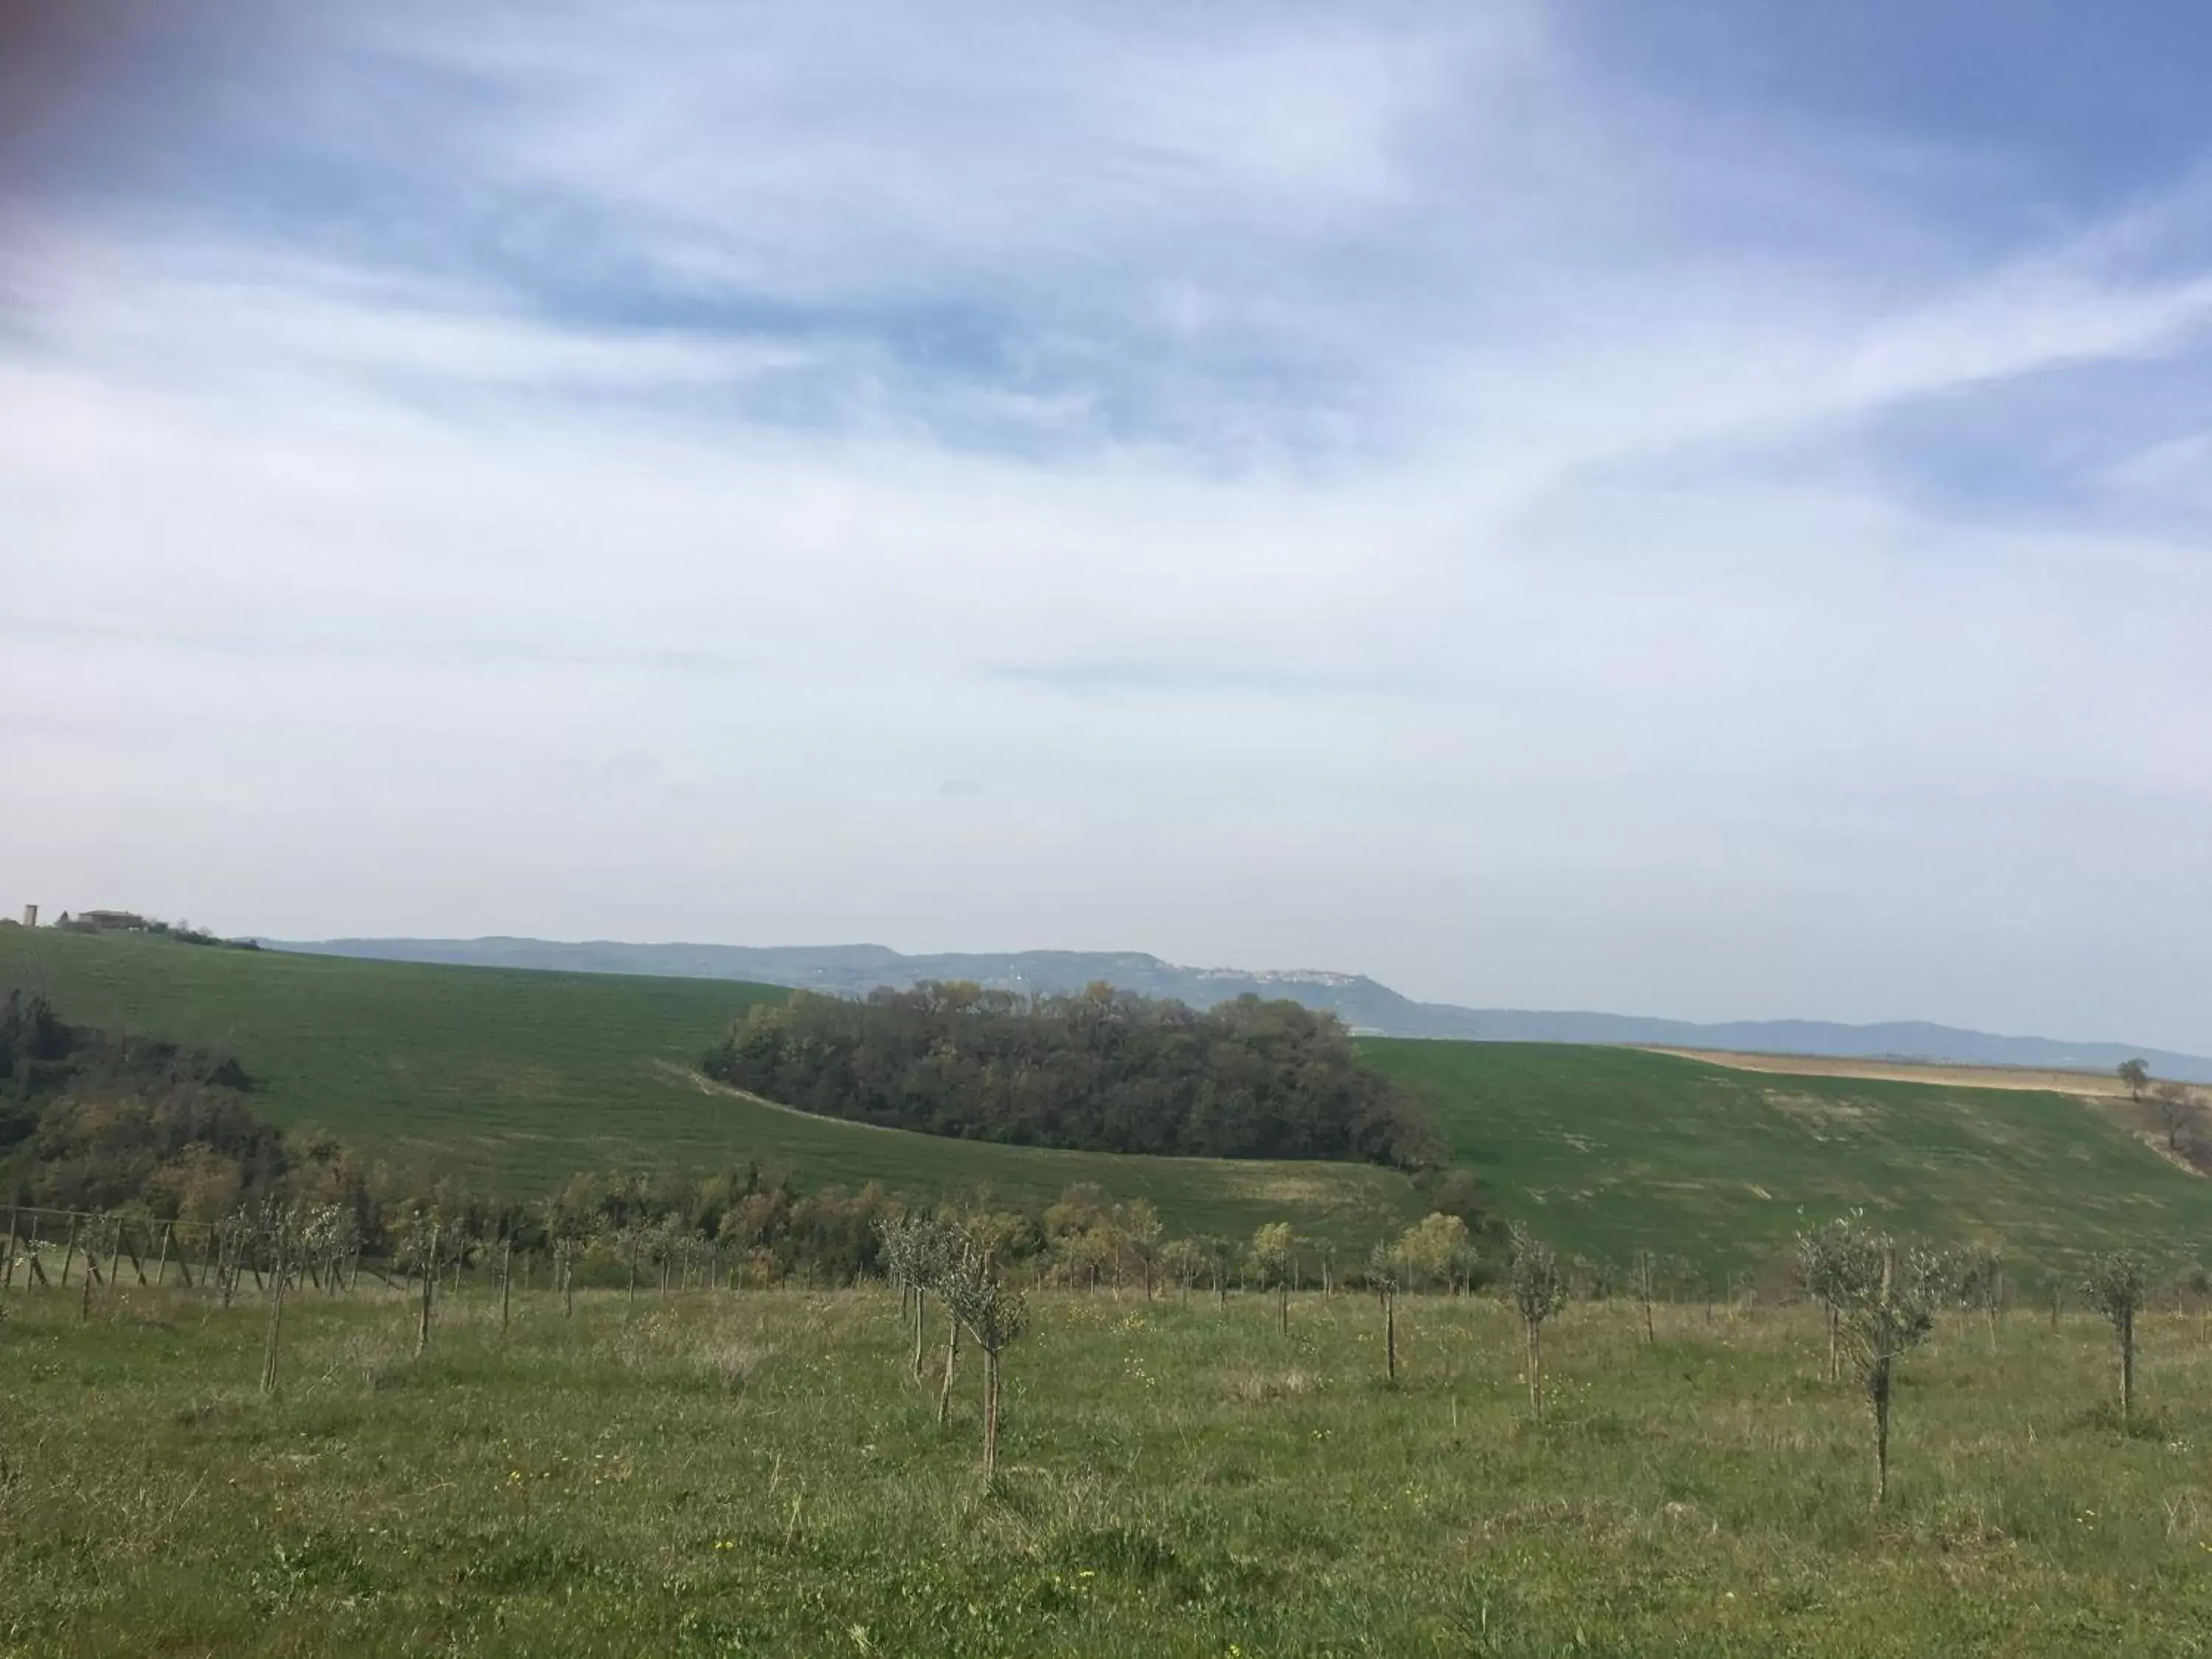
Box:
[5,928,2204,1270]
[1364,1039,2212,1273]
[0,928,1416,1245]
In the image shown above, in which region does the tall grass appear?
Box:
[4,1281,2210,1655]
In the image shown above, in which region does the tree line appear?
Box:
[700,980,1440,1167]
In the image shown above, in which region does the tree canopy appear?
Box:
[700,981,1439,1168]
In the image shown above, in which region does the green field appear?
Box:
[5,928,2205,1270]
[1366,1040,2212,1273]
[5,1279,2210,1656]
[0,929,1414,1245]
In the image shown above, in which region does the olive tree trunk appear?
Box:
[261,1236,290,1395]
[937,1315,961,1427]
[417,1222,439,1357]
[2119,1306,2136,1428]
[982,1348,1003,1479]
[1869,1354,1893,1506]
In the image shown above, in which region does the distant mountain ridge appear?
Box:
[268,936,2212,1083]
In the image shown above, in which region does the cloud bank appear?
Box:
[2,1,2208,1048]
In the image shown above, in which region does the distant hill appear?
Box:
[9,925,2211,1271]
[271,936,2212,1082]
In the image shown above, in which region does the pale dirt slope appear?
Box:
[1640,1047,2132,1096]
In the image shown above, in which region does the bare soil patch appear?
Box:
[1646,1048,2129,1097]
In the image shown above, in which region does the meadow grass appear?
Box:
[1368,1038,2212,1273]
[4,1279,2210,1655]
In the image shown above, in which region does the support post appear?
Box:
[417,1222,439,1356]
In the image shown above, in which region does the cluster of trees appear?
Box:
[701,981,1439,1167]
[1797,1214,2164,1506]
[1,993,274,1214]
[0,990,77,1096]
[46,910,260,950]
[880,1214,1029,1476]
[2117,1059,2212,1172]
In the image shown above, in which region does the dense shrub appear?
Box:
[701,981,1439,1167]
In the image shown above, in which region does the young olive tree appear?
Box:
[1200,1235,1233,1306]
[212,1208,251,1310]
[886,1214,960,1393]
[647,1213,684,1295]
[1797,1213,1879,1385]
[1630,1249,1659,1345]
[611,1218,650,1304]
[535,1197,582,1317]
[876,1213,923,1337]
[1368,1241,1400,1383]
[938,1240,1030,1481]
[1116,1200,1165,1301]
[1508,1228,1569,1420]
[1829,1228,1946,1506]
[2081,1251,2151,1429]
[1393,1213,1470,1297]
[1247,1223,1297,1334]
[1159,1237,1208,1306]
[1955,1246,2004,1354]
[397,1209,453,1357]
[257,1203,294,1394]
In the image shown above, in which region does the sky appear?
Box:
[2,2,2209,1049]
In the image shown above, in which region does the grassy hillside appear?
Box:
[1365,1038,2212,1273]
[0,928,1416,1244]
[8,928,2205,1270]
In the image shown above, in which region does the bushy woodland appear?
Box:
[700,981,1438,1167]
[1,991,282,1214]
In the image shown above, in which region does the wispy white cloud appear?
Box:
[3,1,2210,1048]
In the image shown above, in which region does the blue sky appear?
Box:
[2,2,2208,1048]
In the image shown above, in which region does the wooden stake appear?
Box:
[417,1222,439,1356]
[937,1315,960,1427]
[261,1228,291,1394]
